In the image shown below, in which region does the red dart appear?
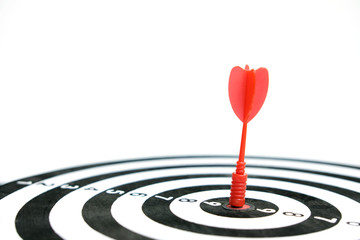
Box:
[228,65,269,207]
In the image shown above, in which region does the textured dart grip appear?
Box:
[229,172,248,207]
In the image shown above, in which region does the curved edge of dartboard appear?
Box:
[0,155,359,240]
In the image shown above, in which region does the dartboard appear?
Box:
[0,155,359,239]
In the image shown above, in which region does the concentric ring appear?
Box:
[0,155,358,239]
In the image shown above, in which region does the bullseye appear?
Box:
[202,197,278,217]
[224,204,252,211]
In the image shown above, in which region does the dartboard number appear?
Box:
[16,181,32,185]
[203,201,222,206]
[130,192,147,197]
[314,216,338,223]
[155,195,174,201]
[61,184,79,190]
[256,208,276,213]
[283,212,304,217]
[179,198,197,203]
[347,221,360,226]
[106,189,125,195]
[84,187,98,191]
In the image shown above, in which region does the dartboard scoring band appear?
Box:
[0,156,359,239]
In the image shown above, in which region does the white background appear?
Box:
[0,0,359,183]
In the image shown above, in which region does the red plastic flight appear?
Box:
[228,65,269,207]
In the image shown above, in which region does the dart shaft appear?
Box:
[237,123,247,174]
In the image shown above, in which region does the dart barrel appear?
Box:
[229,172,248,207]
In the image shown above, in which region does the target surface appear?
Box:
[0,155,359,239]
